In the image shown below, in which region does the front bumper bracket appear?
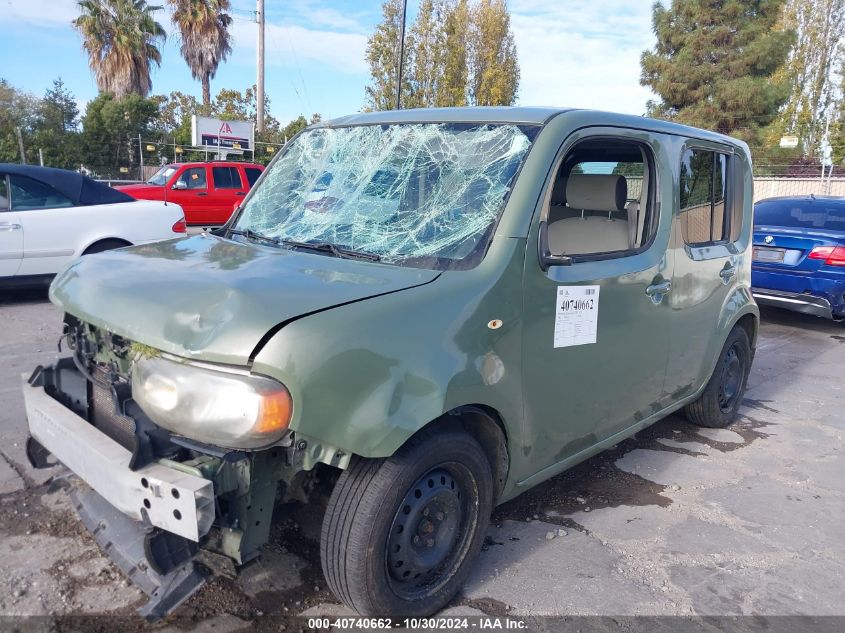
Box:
[71,486,206,621]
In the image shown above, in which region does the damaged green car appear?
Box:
[24,107,758,618]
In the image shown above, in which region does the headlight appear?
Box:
[131,355,292,450]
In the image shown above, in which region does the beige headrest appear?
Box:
[565,174,627,212]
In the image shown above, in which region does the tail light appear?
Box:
[808,245,845,266]
[172,218,187,233]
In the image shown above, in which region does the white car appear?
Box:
[0,164,186,288]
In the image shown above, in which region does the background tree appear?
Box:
[405,0,446,108]
[168,0,232,107]
[468,0,519,106]
[73,0,167,98]
[772,0,845,157]
[365,0,519,110]
[79,92,159,175]
[0,80,39,163]
[150,90,201,145]
[830,63,845,164]
[31,78,82,169]
[365,0,411,110]
[640,0,794,148]
[438,0,470,107]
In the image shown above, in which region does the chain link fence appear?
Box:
[80,136,287,183]
[42,132,845,201]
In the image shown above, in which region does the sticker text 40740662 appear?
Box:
[554,285,600,348]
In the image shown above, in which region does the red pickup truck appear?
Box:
[116,161,265,226]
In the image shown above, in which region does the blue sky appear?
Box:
[0,0,657,124]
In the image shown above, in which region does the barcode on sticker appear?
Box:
[585,288,596,295]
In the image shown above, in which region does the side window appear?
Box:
[680,149,730,246]
[0,175,8,211]
[244,168,262,188]
[545,138,656,259]
[9,175,74,211]
[212,166,243,190]
[177,167,207,190]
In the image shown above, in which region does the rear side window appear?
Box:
[212,167,243,189]
[680,149,729,245]
[755,200,845,232]
[0,175,8,210]
[9,175,74,211]
[244,168,262,188]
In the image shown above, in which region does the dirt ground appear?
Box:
[1,288,843,631]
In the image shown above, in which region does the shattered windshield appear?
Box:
[232,123,536,269]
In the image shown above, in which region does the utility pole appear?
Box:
[256,0,265,133]
[15,127,26,164]
[396,0,408,110]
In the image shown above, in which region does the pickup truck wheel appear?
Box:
[684,326,751,428]
[320,428,493,616]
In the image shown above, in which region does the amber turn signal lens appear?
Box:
[255,387,293,434]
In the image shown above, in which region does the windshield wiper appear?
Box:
[228,228,281,247]
[280,239,381,262]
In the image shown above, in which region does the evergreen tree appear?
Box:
[80,92,159,176]
[640,0,794,147]
[32,78,82,169]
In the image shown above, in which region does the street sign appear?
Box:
[192,115,254,150]
[779,136,799,149]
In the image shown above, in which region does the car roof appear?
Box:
[314,106,745,148]
[165,161,264,168]
[0,163,134,206]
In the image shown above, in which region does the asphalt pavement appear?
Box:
[0,288,843,630]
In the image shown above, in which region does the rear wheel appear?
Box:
[82,238,131,255]
[320,427,493,616]
[684,326,751,428]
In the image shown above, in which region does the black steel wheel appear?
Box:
[685,325,752,428]
[320,426,493,616]
[386,467,471,597]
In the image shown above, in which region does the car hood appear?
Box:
[50,234,440,365]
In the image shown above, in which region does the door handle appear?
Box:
[235,191,246,196]
[720,265,737,284]
[645,280,672,304]
[197,192,208,196]
[0,222,22,231]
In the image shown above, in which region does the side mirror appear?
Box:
[172,181,187,190]
[538,220,572,272]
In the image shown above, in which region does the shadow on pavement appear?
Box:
[0,286,51,306]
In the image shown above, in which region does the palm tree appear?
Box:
[73,0,166,98]
[168,0,232,107]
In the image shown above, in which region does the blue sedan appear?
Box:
[752,195,845,320]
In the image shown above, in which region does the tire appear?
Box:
[320,426,493,617]
[82,239,131,255]
[684,325,752,428]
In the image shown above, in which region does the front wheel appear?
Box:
[684,325,752,428]
[320,427,493,616]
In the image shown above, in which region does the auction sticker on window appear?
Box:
[554,285,600,348]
